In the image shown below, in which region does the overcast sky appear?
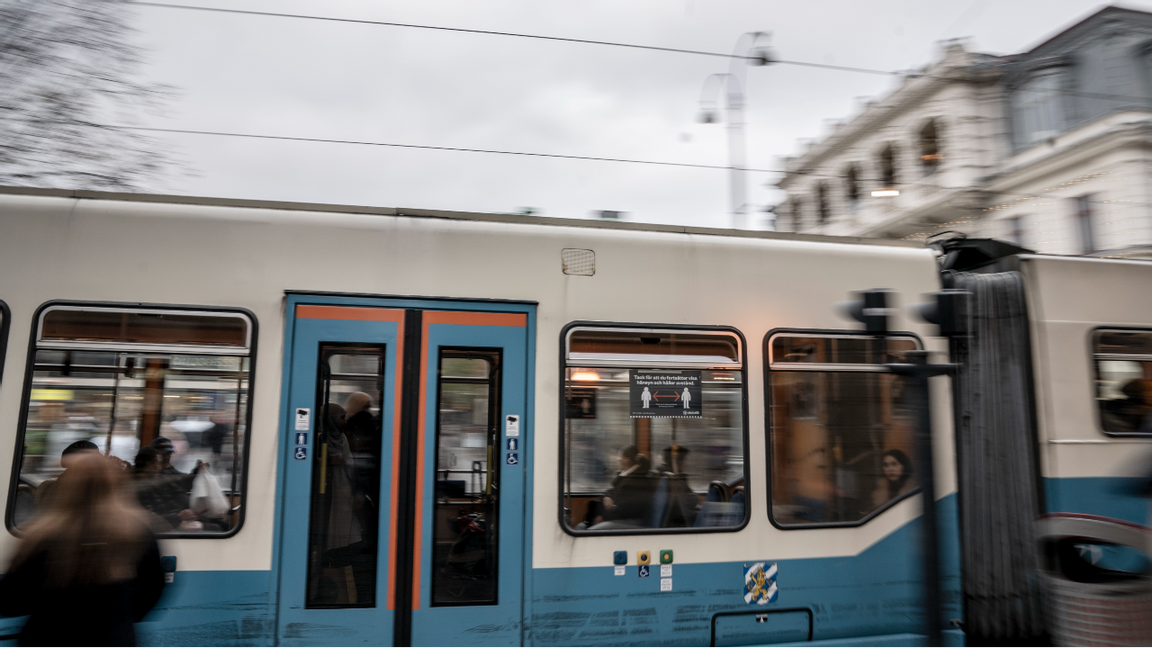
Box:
[129,0,1152,229]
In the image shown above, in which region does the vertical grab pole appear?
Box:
[903,350,943,647]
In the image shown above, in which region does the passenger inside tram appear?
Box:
[34,439,99,509]
[581,446,656,529]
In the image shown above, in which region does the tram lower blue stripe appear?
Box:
[1044,476,1149,525]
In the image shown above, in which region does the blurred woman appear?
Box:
[874,449,915,506]
[0,453,164,646]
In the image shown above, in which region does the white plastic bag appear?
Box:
[190,466,230,517]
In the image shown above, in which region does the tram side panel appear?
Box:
[525,234,962,646]
[1023,255,1152,522]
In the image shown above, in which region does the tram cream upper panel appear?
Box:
[1022,255,1152,480]
[0,191,950,572]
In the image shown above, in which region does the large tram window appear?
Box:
[1093,329,1152,434]
[562,326,748,534]
[767,333,920,527]
[11,305,254,535]
[432,350,501,605]
[306,346,384,608]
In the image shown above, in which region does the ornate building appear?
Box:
[775,7,1152,258]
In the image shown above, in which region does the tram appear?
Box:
[0,186,1147,646]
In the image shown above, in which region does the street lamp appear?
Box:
[698,32,773,230]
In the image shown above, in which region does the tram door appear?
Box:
[277,300,531,647]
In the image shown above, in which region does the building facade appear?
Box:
[775,7,1152,258]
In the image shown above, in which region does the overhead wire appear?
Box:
[122,0,1152,217]
[110,124,784,173]
[127,1,893,76]
[128,1,1152,103]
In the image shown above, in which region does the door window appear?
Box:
[305,346,386,608]
[432,350,501,605]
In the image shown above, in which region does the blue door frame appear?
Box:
[273,295,535,647]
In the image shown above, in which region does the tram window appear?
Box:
[562,326,747,533]
[1093,330,1152,434]
[0,301,8,380]
[11,306,253,535]
[767,333,920,527]
[306,346,384,608]
[432,350,501,605]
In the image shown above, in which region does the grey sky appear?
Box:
[129,0,1152,228]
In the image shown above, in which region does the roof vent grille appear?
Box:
[561,248,595,276]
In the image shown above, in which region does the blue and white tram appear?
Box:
[0,187,1147,646]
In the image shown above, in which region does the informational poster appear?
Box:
[630,371,702,418]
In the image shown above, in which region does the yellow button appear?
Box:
[637,551,651,565]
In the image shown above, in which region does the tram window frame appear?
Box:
[0,301,10,387]
[558,321,751,537]
[1091,327,1152,437]
[6,301,258,538]
[764,329,924,530]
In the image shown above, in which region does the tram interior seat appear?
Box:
[694,481,745,527]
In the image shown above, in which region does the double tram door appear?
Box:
[276,298,531,646]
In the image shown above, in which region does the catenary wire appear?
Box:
[129,1,1152,103]
[122,124,781,172]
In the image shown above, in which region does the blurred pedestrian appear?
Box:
[0,453,164,645]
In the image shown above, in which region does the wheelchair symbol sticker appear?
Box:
[293,447,308,461]
[638,565,650,578]
[506,453,518,465]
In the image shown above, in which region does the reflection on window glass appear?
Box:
[563,328,746,532]
[306,346,384,609]
[1094,330,1152,434]
[15,308,251,534]
[433,351,500,605]
[769,334,919,526]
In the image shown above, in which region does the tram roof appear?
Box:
[0,185,923,249]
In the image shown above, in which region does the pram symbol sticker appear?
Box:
[744,562,778,605]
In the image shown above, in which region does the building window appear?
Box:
[562,325,748,533]
[919,120,943,177]
[11,305,255,535]
[1074,195,1094,253]
[817,183,830,224]
[790,197,804,230]
[844,165,861,212]
[1093,330,1152,434]
[878,144,898,189]
[1005,216,1026,246]
[1013,72,1066,147]
[767,332,921,527]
